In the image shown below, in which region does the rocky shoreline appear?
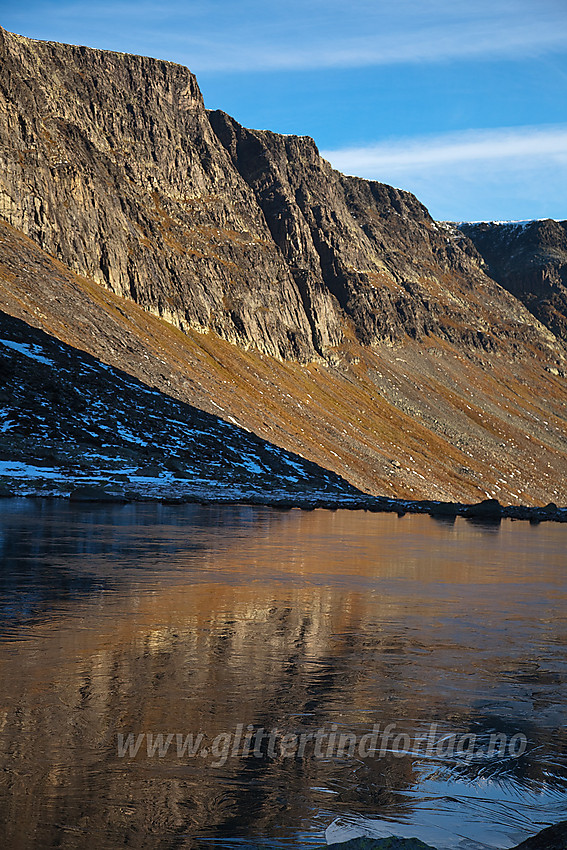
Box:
[2,487,565,524]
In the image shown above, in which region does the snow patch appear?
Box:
[115,425,148,446]
[0,339,55,366]
[0,461,62,479]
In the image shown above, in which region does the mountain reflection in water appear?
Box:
[0,500,565,850]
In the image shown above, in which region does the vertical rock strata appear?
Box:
[208,110,491,350]
[0,26,559,365]
[0,27,316,361]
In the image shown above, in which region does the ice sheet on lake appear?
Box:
[326,774,567,849]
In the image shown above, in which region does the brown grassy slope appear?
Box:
[1,219,567,505]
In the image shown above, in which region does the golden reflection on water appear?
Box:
[0,504,565,849]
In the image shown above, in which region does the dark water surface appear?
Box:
[0,500,565,849]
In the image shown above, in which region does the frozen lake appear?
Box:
[0,500,565,849]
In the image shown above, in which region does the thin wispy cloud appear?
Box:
[321,126,567,176]
[321,125,567,221]
[9,0,567,71]
[183,17,567,72]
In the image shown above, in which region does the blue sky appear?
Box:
[2,0,567,221]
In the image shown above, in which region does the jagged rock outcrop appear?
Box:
[458,220,567,344]
[0,26,561,365]
[325,822,567,850]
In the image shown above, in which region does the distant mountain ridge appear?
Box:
[457,219,567,344]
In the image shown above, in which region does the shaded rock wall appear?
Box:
[209,110,501,350]
[458,220,567,344]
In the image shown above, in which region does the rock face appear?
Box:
[209,110,507,351]
[0,27,316,362]
[0,26,560,365]
[3,210,567,506]
[458,220,567,344]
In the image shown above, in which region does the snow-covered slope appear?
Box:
[0,311,363,502]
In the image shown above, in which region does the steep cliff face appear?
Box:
[0,26,559,366]
[209,110,512,350]
[0,27,316,361]
[458,220,567,344]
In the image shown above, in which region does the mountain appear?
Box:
[1,27,567,506]
[457,219,567,347]
[0,26,557,361]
